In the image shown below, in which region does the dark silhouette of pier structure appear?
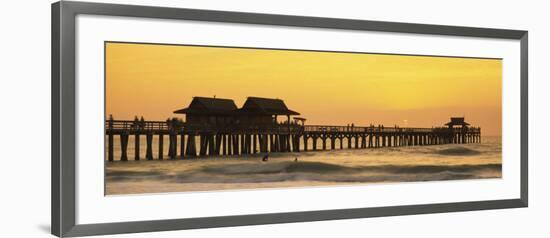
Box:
[106,97,481,161]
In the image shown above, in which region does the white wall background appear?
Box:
[0,0,546,237]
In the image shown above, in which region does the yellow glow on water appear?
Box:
[106,42,502,135]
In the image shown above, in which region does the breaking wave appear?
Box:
[433,146,481,156]
[200,161,500,175]
[107,161,501,184]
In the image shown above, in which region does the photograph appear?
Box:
[104,42,502,195]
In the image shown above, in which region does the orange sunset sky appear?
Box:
[106,42,502,136]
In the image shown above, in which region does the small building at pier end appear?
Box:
[235,96,300,128]
[173,97,238,129]
[445,117,470,129]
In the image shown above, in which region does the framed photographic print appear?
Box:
[52,1,528,237]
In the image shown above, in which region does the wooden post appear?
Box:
[281,135,286,152]
[186,134,197,157]
[169,132,177,159]
[397,136,403,147]
[278,135,283,152]
[227,134,233,155]
[263,134,269,152]
[146,133,153,160]
[253,134,258,154]
[284,135,288,152]
[235,135,240,155]
[247,134,252,154]
[134,132,140,160]
[168,132,174,158]
[158,133,164,160]
[268,134,273,152]
[213,134,221,155]
[208,134,216,156]
[222,134,227,155]
[273,134,279,152]
[246,134,251,154]
[368,134,372,148]
[258,135,264,152]
[242,134,247,154]
[240,134,246,154]
[398,134,402,146]
[294,135,301,152]
[120,132,129,161]
[108,130,114,162]
[279,135,285,152]
[199,135,208,156]
[303,135,308,151]
[398,135,402,146]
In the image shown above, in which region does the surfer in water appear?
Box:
[262,154,269,162]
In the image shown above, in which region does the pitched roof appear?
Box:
[173,97,237,115]
[238,97,300,115]
[445,117,470,126]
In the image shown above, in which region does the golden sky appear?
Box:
[106,42,502,136]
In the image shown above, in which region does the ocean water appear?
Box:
[105,136,501,195]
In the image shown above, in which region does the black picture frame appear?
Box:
[51,1,528,237]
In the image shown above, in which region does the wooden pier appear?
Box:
[105,118,481,162]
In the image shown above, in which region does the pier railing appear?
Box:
[106,120,169,131]
[304,125,430,133]
[106,120,481,134]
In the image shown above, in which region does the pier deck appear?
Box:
[105,119,481,161]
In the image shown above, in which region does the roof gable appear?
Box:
[194,97,237,111]
[240,97,299,115]
[445,117,470,126]
[174,97,237,115]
